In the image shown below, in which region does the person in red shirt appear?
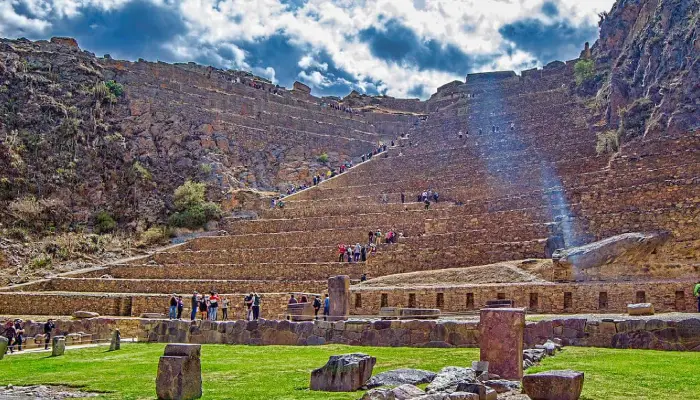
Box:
[338,244,346,262]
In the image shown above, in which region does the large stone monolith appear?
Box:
[328,275,350,322]
[479,308,525,380]
[51,336,66,356]
[156,344,202,400]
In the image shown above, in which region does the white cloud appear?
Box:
[0,0,617,98]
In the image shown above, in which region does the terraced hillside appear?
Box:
[4,60,697,318]
[1,0,697,319]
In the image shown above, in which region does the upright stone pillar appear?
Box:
[479,308,525,380]
[51,336,66,356]
[109,329,121,351]
[156,344,202,400]
[328,275,350,322]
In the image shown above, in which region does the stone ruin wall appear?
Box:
[350,280,697,316]
[138,316,700,351]
[5,314,699,352]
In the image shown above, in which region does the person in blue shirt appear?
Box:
[323,294,330,321]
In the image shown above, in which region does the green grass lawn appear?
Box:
[0,344,698,399]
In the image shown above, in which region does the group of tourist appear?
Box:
[167,291,265,321]
[336,229,400,262]
[288,293,330,320]
[2,318,56,354]
[324,102,356,114]
[361,144,388,162]
[176,291,229,321]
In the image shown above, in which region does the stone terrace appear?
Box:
[3,63,698,318]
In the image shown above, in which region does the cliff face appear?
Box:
[0,38,406,231]
[594,0,699,137]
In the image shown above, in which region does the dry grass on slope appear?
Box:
[358,259,554,289]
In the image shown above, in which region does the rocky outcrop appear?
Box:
[552,232,671,281]
[593,0,699,136]
[310,353,376,392]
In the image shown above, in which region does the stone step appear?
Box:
[13,277,328,295]
[76,262,367,281]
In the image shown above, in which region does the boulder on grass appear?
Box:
[310,353,376,392]
[627,303,655,316]
[366,369,437,388]
[522,370,584,400]
[156,344,202,400]
[425,367,477,394]
[72,311,100,319]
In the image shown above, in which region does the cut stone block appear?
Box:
[109,329,121,351]
[366,368,437,388]
[522,370,584,400]
[51,337,66,356]
[479,308,525,380]
[310,353,376,392]
[627,303,655,316]
[156,344,202,400]
[72,311,100,319]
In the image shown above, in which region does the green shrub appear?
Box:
[317,153,329,163]
[132,161,152,182]
[139,226,170,247]
[30,254,52,269]
[105,80,124,97]
[173,180,206,211]
[94,211,117,233]
[200,163,213,175]
[574,59,595,86]
[169,181,221,229]
[596,130,620,155]
[169,202,221,229]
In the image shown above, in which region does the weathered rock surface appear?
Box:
[366,369,437,388]
[72,311,100,319]
[522,370,584,400]
[483,380,521,394]
[310,353,376,392]
[390,384,426,400]
[552,232,670,279]
[455,383,497,400]
[425,367,477,394]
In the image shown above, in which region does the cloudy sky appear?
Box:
[0,0,614,98]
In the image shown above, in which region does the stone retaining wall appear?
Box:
[139,316,700,351]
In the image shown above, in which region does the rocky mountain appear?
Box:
[593,0,698,138]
